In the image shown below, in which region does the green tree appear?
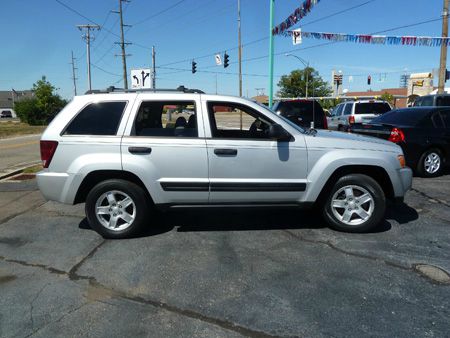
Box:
[14,76,67,125]
[380,92,394,106]
[277,67,332,98]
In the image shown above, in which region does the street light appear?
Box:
[285,53,310,98]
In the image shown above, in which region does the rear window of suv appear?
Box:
[64,101,127,136]
[355,102,391,115]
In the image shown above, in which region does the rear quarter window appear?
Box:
[63,101,127,135]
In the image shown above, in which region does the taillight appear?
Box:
[40,141,58,168]
[388,128,405,143]
[323,115,328,129]
[348,115,355,124]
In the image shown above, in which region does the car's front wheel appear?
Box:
[323,174,386,233]
[85,179,150,239]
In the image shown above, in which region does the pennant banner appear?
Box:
[272,0,321,36]
[283,30,450,47]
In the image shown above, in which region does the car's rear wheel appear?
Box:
[323,174,386,233]
[417,148,444,178]
[85,179,150,239]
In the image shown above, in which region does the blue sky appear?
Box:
[0,0,447,99]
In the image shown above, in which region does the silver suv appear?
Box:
[37,87,412,238]
[328,100,391,131]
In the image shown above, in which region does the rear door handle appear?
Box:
[214,148,238,156]
[128,146,152,155]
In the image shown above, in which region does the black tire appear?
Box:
[323,174,386,233]
[416,148,444,178]
[85,179,151,239]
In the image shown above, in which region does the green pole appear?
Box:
[268,0,275,108]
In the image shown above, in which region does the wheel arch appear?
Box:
[74,170,154,205]
[315,165,395,205]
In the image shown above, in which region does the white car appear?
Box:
[328,100,391,131]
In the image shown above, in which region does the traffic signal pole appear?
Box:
[268,0,275,108]
[438,0,449,94]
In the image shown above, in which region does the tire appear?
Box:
[416,148,444,178]
[323,174,386,233]
[85,179,151,239]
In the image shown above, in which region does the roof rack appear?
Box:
[84,85,204,95]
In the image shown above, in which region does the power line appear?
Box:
[132,0,188,26]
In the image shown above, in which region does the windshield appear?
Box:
[254,102,306,133]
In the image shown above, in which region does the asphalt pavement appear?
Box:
[0,134,41,173]
[0,175,449,338]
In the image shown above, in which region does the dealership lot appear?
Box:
[0,175,449,338]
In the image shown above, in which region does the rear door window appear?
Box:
[355,102,391,115]
[335,104,344,116]
[420,96,434,106]
[64,101,127,135]
[132,101,197,137]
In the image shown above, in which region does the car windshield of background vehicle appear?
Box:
[132,101,197,137]
[256,102,306,133]
[63,101,127,135]
[371,108,431,126]
[355,103,391,115]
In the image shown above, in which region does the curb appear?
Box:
[0,161,41,181]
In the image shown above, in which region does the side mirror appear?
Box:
[268,124,291,141]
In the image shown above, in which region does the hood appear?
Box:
[304,129,400,153]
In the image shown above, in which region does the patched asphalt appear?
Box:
[0,175,449,338]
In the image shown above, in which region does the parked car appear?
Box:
[413,94,450,107]
[272,99,328,129]
[37,87,411,238]
[328,100,391,131]
[349,107,450,177]
[0,110,13,118]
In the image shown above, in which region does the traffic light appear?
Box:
[191,61,197,74]
[367,75,371,85]
[224,53,229,68]
[446,69,450,81]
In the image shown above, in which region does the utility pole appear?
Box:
[268,0,275,107]
[438,0,449,94]
[70,51,78,96]
[152,46,156,89]
[77,24,100,91]
[238,0,242,97]
[113,0,131,89]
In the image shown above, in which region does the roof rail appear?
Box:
[84,85,204,95]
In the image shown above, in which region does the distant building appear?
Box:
[344,88,408,108]
[399,74,409,89]
[251,95,269,105]
[0,90,34,118]
[407,72,433,97]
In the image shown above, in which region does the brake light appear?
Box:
[323,114,328,129]
[388,128,405,143]
[348,115,355,124]
[40,141,58,168]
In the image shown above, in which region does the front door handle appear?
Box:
[128,146,152,155]
[214,148,238,156]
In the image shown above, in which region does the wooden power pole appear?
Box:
[438,0,449,94]
[113,0,131,89]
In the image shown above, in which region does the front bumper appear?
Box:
[395,167,413,197]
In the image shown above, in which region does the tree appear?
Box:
[380,92,394,106]
[277,67,332,98]
[15,76,67,125]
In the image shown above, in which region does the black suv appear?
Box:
[413,94,450,107]
[272,99,328,129]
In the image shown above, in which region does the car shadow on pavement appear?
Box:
[78,203,419,238]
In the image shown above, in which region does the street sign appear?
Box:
[292,28,302,45]
[215,54,222,66]
[131,69,151,89]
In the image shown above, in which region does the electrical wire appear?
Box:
[131,0,188,26]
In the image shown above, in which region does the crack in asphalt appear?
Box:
[0,199,47,227]
[28,283,51,332]
[411,187,450,208]
[1,247,281,338]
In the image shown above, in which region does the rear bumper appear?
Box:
[36,171,83,204]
